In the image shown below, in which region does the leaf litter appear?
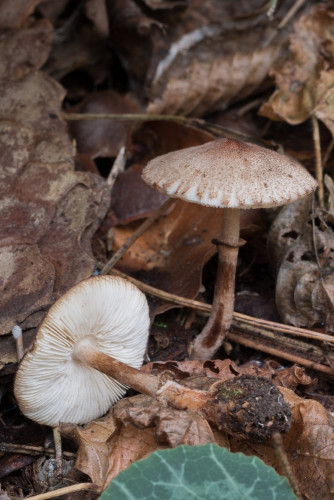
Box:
[0,1,334,499]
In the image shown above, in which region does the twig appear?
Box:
[0,442,76,458]
[108,269,334,376]
[312,115,324,207]
[278,0,306,29]
[24,483,99,500]
[311,193,322,271]
[61,112,266,145]
[227,331,334,376]
[272,432,302,498]
[109,268,334,344]
[53,427,63,478]
[100,198,175,275]
[106,146,126,188]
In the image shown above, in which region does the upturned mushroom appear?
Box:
[142,138,318,360]
[14,275,150,426]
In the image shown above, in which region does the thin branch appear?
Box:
[312,115,324,207]
[0,443,76,458]
[106,146,126,188]
[61,112,266,145]
[272,432,302,499]
[24,483,99,500]
[109,268,334,345]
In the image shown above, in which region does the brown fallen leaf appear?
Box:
[272,365,315,391]
[260,3,334,137]
[270,200,334,330]
[0,16,110,347]
[108,0,294,117]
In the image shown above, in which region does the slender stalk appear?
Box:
[53,427,63,478]
[109,268,334,344]
[100,198,174,275]
[312,115,324,207]
[272,432,302,499]
[0,442,76,458]
[191,208,241,360]
[26,483,99,500]
[73,340,159,397]
[73,340,212,410]
[73,342,292,440]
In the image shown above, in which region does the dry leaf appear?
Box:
[272,202,334,330]
[0,18,110,348]
[108,0,294,117]
[260,3,334,136]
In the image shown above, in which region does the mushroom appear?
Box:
[14,275,150,427]
[142,138,318,360]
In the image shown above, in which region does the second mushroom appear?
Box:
[142,138,317,360]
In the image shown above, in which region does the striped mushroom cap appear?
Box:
[14,276,149,426]
[142,138,317,209]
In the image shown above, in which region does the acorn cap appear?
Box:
[142,138,317,209]
[14,275,149,426]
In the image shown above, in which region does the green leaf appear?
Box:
[99,444,296,500]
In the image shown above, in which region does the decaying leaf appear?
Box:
[107,0,295,117]
[260,3,334,136]
[0,16,110,349]
[269,198,334,331]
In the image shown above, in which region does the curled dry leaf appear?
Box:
[270,199,334,330]
[272,365,315,391]
[260,3,334,136]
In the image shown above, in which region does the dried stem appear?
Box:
[26,483,99,500]
[312,115,324,207]
[100,198,174,275]
[108,269,334,376]
[109,268,334,345]
[73,342,292,440]
[106,146,126,188]
[0,442,76,458]
[272,432,302,499]
[53,427,63,478]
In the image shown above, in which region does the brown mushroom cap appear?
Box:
[142,138,317,209]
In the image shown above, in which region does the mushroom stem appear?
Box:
[73,340,159,397]
[191,208,241,360]
[74,343,292,442]
[73,340,209,409]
